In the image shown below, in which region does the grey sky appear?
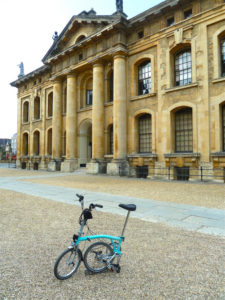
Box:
[0,0,162,138]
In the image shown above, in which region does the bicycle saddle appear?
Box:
[119,204,136,211]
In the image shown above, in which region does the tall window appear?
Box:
[138,61,151,95]
[138,114,152,153]
[63,87,67,114]
[23,133,29,155]
[109,72,113,102]
[222,105,225,151]
[175,49,192,86]
[34,97,40,120]
[175,108,193,152]
[48,92,53,117]
[33,131,40,155]
[109,125,113,154]
[47,129,52,155]
[86,90,93,106]
[23,102,29,123]
[221,38,225,77]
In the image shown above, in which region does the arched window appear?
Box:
[221,38,225,77]
[109,125,113,154]
[138,114,152,153]
[23,133,29,155]
[47,129,52,155]
[138,61,151,95]
[34,96,40,120]
[175,49,192,86]
[175,108,193,152]
[23,101,29,123]
[33,131,40,155]
[48,92,53,117]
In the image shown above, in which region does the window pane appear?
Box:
[175,108,193,152]
[138,61,151,95]
[221,39,225,77]
[138,115,152,153]
[175,50,192,86]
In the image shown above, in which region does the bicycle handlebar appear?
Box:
[76,194,103,210]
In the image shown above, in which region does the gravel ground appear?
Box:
[0,189,225,300]
[19,173,225,210]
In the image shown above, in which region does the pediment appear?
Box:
[42,10,118,63]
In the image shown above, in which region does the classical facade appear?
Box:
[11,0,225,181]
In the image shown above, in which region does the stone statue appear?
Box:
[52,31,58,41]
[116,0,123,12]
[17,62,24,78]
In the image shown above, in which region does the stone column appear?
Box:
[48,80,62,171]
[107,53,128,175]
[86,62,105,174]
[61,74,78,172]
[16,97,22,168]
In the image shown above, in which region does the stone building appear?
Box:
[10,0,225,181]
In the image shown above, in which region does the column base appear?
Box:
[61,159,78,172]
[16,159,21,168]
[86,159,107,174]
[47,159,61,171]
[107,159,129,176]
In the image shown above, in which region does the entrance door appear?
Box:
[79,120,92,167]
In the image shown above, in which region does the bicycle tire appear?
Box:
[84,241,114,273]
[54,247,82,280]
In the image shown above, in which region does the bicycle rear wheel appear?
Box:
[84,241,114,273]
[54,247,82,280]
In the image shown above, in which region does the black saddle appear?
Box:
[119,204,136,211]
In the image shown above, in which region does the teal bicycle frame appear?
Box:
[76,235,123,255]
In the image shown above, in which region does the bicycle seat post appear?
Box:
[121,210,131,237]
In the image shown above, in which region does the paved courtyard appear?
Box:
[0,167,225,299]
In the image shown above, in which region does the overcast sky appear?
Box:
[0,0,162,139]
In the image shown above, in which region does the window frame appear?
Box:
[138,61,151,96]
[220,38,225,77]
[222,105,225,151]
[175,108,193,153]
[138,114,152,153]
[174,49,192,87]
[86,89,93,106]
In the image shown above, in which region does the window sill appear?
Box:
[130,93,156,101]
[211,152,225,157]
[46,116,52,120]
[104,101,113,107]
[78,106,92,112]
[164,152,200,158]
[22,122,30,125]
[165,83,198,93]
[128,153,157,158]
[104,154,113,159]
[32,118,42,123]
[212,77,225,84]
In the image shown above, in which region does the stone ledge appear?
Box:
[164,152,201,158]
[128,153,157,158]
[130,93,156,101]
[211,152,225,157]
[212,77,225,84]
[164,82,198,93]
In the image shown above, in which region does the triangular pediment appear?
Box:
[42,9,120,63]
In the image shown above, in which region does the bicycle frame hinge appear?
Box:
[120,236,125,241]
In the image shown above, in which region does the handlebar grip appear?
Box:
[76,194,84,201]
[95,204,103,208]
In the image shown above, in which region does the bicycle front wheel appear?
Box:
[54,247,82,280]
[84,241,114,273]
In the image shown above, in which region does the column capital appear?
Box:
[92,60,104,68]
[67,73,77,80]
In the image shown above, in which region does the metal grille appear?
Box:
[174,167,189,181]
[138,61,151,95]
[175,108,193,152]
[109,125,113,154]
[221,39,225,77]
[139,115,152,153]
[175,50,192,86]
[223,105,225,151]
